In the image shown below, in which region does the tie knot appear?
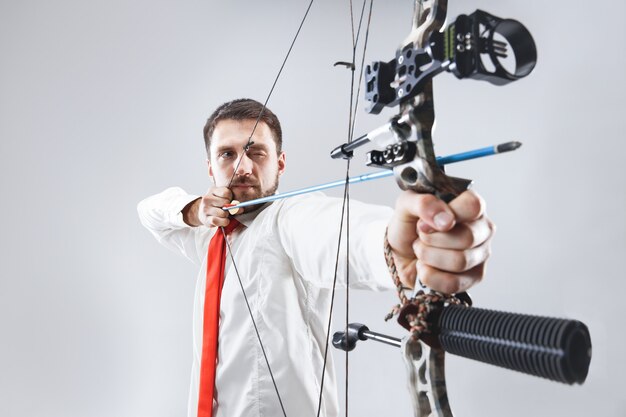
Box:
[223,218,241,235]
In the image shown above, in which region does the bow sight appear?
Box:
[364,10,537,113]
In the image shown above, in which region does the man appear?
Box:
[138,98,494,417]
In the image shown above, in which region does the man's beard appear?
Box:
[231,174,279,214]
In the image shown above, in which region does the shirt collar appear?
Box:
[233,202,272,228]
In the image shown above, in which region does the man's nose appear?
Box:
[235,152,253,175]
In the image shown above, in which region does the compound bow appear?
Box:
[220,1,592,416]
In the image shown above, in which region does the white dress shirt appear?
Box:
[138,187,394,417]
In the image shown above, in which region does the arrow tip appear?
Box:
[496,141,522,153]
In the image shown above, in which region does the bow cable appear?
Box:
[349,1,374,143]
[217,2,316,416]
[344,5,372,415]
[315,1,374,416]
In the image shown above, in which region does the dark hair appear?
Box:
[203,98,283,155]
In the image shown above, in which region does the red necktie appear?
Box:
[198,219,241,417]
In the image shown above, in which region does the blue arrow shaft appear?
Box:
[224,143,508,211]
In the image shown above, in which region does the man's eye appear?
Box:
[219,151,235,159]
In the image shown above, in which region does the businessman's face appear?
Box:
[208,119,285,207]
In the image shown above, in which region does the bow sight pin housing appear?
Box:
[364,9,538,114]
[447,10,537,84]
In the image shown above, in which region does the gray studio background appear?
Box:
[1,0,624,416]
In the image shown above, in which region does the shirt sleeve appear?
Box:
[276,193,395,291]
[137,186,212,265]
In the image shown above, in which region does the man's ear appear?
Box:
[278,151,286,176]
[207,159,213,178]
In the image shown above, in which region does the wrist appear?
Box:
[182,198,202,227]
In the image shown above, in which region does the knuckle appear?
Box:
[456,190,484,220]
[451,251,470,272]
[212,187,227,198]
[485,243,493,259]
[415,192,439,209]
[466,198,482,219]
[396,191,440,217]
[420,266,461,294]
[469,190,486,213]
[221,187,234,198]
[457,226,475,248]
[418,232,433,245]
[211,218,226,228]
[443,279,462,294]
[484,240,493,258]
[214,207,228,218]
[475,238,492,262]
[422,263,486,295]
[412,240,424,257]
[414,241,434,262]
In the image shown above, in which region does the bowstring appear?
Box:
[316,176,350,417]
[315,1,373,416]
[227,0,315,188]
[222,230,287,416]
[345,3,373,416]
[349,1,374,143]
[218,1,316,416]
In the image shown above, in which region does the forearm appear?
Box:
[138,187,199,231]
[137,187,205,264]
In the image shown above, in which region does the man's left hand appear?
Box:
[386,190,495,294]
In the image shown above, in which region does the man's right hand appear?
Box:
[183,187,238,227]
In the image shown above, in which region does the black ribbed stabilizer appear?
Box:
[436,305,591,384]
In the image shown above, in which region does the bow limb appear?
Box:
[394,0,472,200]
[403,0,448,47]
[403,337,452,417]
